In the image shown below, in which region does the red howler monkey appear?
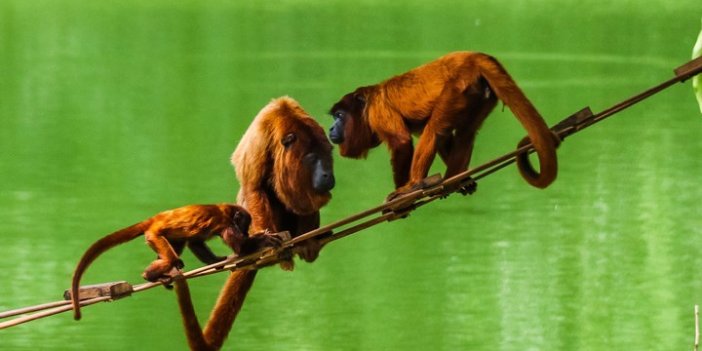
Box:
[173,97,335,351]
[329,51,559,198]
[71,204,282,320]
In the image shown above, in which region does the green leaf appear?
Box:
[694,19,702,113]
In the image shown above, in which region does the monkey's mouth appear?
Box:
[339,146,368,159]
[330,134,344,144]
[313,174,335,193]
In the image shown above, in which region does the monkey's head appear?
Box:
[233,97,334,217]
[329,87,381,159]
[231,206,252,236]
[270,99,335,215]
[222,205,252,254]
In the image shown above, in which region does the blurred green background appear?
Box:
[1,1,701,350]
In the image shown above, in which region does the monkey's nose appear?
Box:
[313,172,335,193]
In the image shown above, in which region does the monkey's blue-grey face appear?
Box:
[328,90,379,159]
[281,132,335,194]
[302,150,335,193]
[329,110,346,144]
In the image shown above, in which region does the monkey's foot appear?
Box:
[143,265,183,286]
[440,177,478,198]
[457,177,478,196]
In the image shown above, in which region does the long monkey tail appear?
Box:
[175,270,258,351]
[203,270,257,350]
[476,53,559,188]
[71,221,147,320]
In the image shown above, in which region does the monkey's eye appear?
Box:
[282,133,297,148]
[333,111,344,120]
[302,153,316,166]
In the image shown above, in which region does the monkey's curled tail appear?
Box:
[476,53,559,189]
[71,222,147,320]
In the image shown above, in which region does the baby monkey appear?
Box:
[71,204,283,320]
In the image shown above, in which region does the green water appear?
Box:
[1,1,702,350]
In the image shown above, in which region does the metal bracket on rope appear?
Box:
[551,107,594,140]
[62,281,133,302]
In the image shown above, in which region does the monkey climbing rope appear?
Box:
[1,56,701,330]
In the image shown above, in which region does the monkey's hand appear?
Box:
[157,267,184,290]
[297,239,322,263]
[386,174,444,202]
[385,183,418,202]
[243,231,295,271]
[382,187,416,220]
[242,230,286,255]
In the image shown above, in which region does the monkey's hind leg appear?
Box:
[438,84,496,196]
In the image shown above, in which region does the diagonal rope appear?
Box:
[1,56,700,330]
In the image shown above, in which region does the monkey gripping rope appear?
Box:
[1,56,701,330]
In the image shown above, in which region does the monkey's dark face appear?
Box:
[329,90,380,159]
[273,113,335,215]
[223,207,252,254]
[231,208,252,236]
[303,149,335,194]
[280,130,335,194]
[328,109,346,144]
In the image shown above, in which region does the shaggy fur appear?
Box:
[174,97,333,351]
[329,51,559,196]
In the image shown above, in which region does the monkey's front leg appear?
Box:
[294,212,326,263]
[385,139,415,201]
[242,189,295,271]
[143,232,184,282]
[387,131,442,202]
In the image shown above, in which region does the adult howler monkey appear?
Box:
[329,51,559,198]
[173,97,335,351]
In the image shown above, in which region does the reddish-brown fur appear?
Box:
[174,97,334,351]
[70,204,281,321]
[329,51,559,197]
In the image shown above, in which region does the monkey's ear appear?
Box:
[353,93,366,105]
[352,86,370,105]
[282,133,297,148]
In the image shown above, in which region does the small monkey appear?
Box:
[71,204,282,320]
